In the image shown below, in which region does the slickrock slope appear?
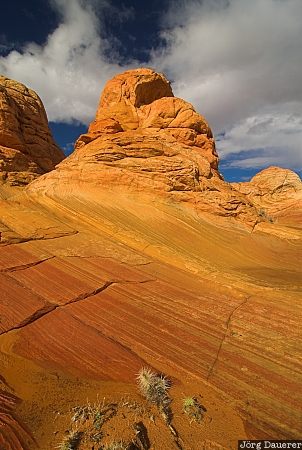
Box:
[0,69,301,449]
[0,76,64,186]
[29,68,259,227]
[232,166,302,228]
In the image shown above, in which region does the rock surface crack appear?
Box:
[206,295,251,381]
[0,256,55,273]
[0,279,155,336]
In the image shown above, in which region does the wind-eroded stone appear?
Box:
[0,76,64,185]
[29,68,258,226]
[75,68,218,174]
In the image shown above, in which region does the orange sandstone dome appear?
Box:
[30,68,258,225]
[232,166,302,227]
[74,67,220,181]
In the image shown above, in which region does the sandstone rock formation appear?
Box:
[232,166,302,227]
[0,76,64,186]
[0,69,301,449]
[29,68,259,227]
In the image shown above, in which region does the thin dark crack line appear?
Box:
[0,279,155,336]
[0,256,55,273]
[206,295,251,381]
[0,282,115,336]
[251,218,260,233]
[0,230,79,247]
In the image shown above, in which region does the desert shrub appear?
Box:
[136,367,170,407]
[136,367,173,425]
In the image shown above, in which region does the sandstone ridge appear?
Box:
[0,76,64,186]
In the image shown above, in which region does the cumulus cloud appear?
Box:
[151,0,302,171]
[0,0,133,124]
[218,112,302,169]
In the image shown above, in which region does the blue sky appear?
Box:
[1,0,301,181]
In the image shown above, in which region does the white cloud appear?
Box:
[0,0,133,124]
[151,0,302,171]
[0,0,301,173]
[218,112,302,169]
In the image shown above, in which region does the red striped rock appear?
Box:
[2,219,301,441]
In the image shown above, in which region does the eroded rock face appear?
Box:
[75,68,219,177]
[232,166,302,227]
[0,76,64,185]
[29,68,258,226]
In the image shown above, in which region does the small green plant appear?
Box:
[93,410,103,429]
[183,396,206,423]
[136,367,170,407]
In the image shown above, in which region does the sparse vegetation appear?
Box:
[56,370,207,449]
[136,367,170,407]
[258,208,274,223]
[71,405,91,423]
[136,367,173,425]
[182,396,206,423]
[57,397,146,449]
[58,430,82,450]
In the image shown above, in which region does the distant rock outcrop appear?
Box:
[0,76,64,185]
[232,166,302,227]
[29,68,258,226]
